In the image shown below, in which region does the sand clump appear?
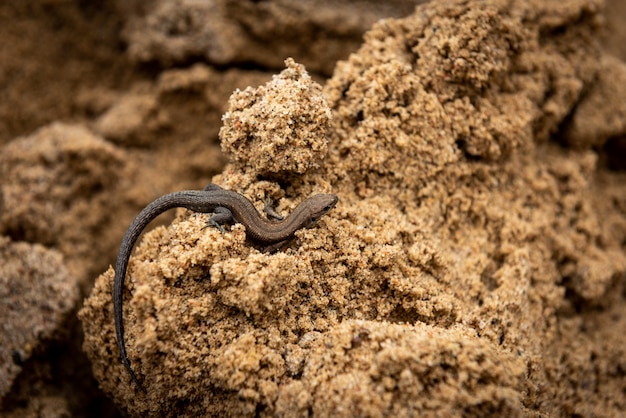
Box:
[77,0,626,416]
[0,238,79,398]
[220,59,332,175]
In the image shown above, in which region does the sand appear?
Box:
[1,0,625,417]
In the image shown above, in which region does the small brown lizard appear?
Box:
[113,183,338,391]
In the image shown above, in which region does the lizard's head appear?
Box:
[304,194,339,228]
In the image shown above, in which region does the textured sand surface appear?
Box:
[1,0,626,416]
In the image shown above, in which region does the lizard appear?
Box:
[113,183,338,391]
